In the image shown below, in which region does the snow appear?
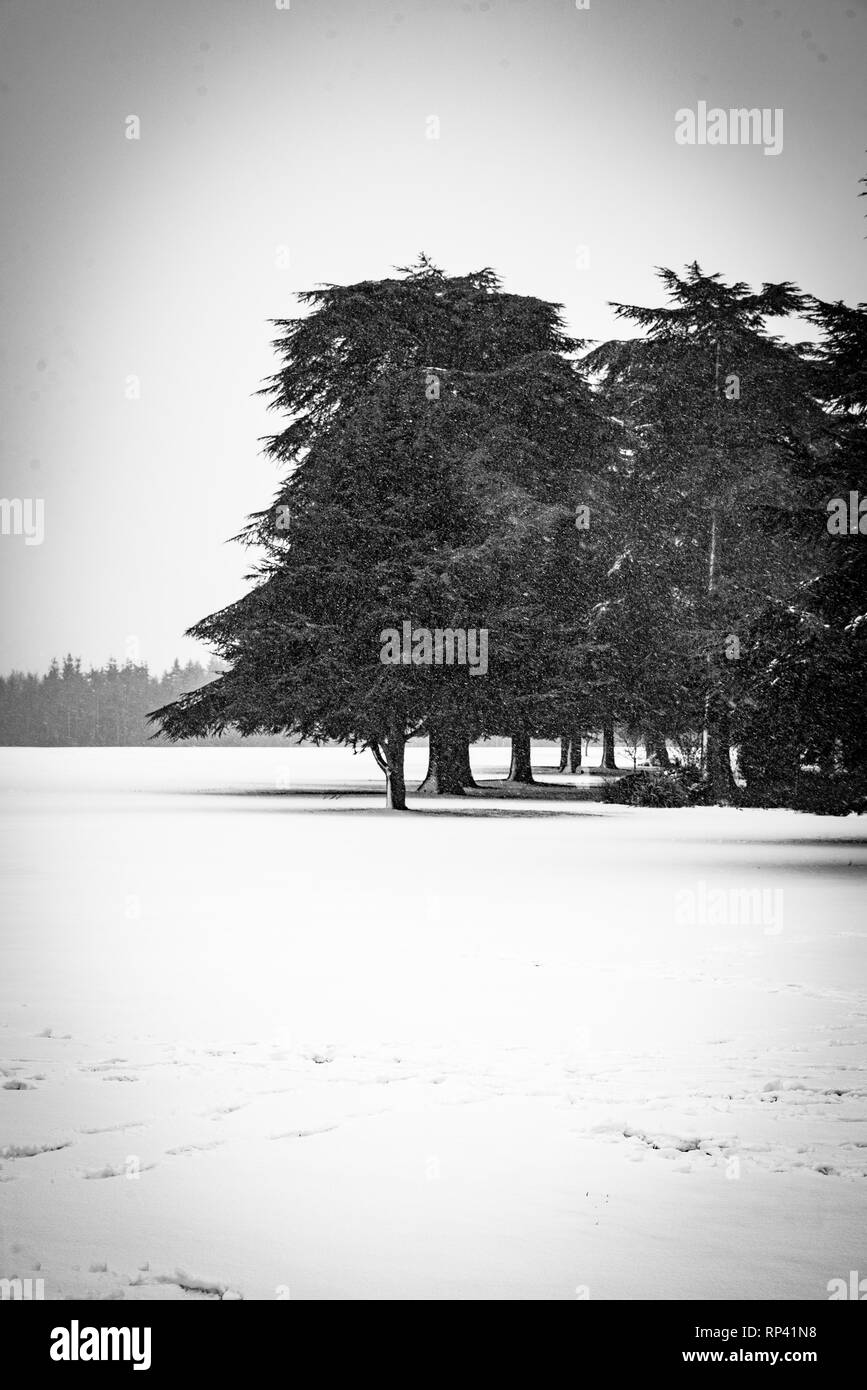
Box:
[1,746,865,1300]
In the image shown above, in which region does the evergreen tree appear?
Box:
[585,264,827,798]
[731,297,867,783]
[152,261,612,807]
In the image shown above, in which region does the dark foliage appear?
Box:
[0,657,288,746]
[600,767,714,808]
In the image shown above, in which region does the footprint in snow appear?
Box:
[268,1124,339,1140]
[80,1121,145,1135]
[130,1268,241,1300]
[166,1140,226,1156]
[1,1139,72,1158]
[81,1161,156,1180]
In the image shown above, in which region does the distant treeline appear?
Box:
[0,657,296,746]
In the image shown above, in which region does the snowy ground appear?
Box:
[1,745,865,1301]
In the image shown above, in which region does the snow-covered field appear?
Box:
[1,746,865,1300]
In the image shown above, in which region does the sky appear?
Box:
[0,0,864,675]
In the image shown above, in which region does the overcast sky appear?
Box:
[1,0,864,675]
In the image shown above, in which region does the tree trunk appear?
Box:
[601,724,617,770]
[506,730,534,784]
[704,699,734,800]
[419,724,465,795]
[815,737,838,776]
[644,729,670,768]
[568,731,582,772]
[382,726,407,810]
[558,731,582,772]
[455,732,477,789]
[842,732,867,774]
[702,504,735,801]
[703,345,735,802]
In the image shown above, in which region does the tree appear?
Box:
[152,260,612,807]
[585,264,827,799]
[731,296,867,784]
[0,658,217,746]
